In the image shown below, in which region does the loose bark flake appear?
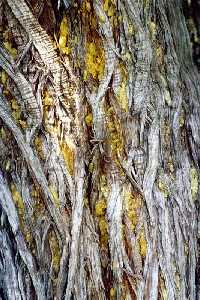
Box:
[0,0,199,299]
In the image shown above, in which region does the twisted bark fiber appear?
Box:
[0,0,199,299]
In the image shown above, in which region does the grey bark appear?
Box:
[0,0,199,299]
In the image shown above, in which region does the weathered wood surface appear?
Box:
[0,0,199,299]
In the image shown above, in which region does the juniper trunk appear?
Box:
[0,0,200,299]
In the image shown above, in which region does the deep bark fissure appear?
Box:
[0,0,199,299]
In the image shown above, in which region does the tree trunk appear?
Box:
[0,0,199,299]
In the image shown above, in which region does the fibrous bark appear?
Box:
[0,0,199,299]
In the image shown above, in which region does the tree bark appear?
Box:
[0,0,199,299]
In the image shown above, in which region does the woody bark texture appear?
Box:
[0,0,199,299]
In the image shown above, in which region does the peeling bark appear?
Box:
[0,0,199,299]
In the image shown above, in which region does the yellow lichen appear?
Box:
[31,185,45,222]
[83,70,88,81]
[110,131,123,153]
[84,197,89,206]
[0,127,6,139]
[118,15,122,22]
[10,99,26,129]
[80,0,105,80]
[124,189,142,231]
[11,98,20,111]
[123,52,132,62]
[85,113,93,126]
[190,167,198,200]
[85,1,91,11]
[156,45,164,66]
[12,111,21,121]
[42,90,61,136]
[128,24,134,35]
[103,0,109,11]
[100,175,109,198]
[118,82,128,112]
[5,160,11,171]
[107,6,115,17]
[45,123,61,136]
[103,0,116,19]
[60,140,75,175]
[179,115,185,127]
[48,230,61,273]
[34,136,44,158]
[96,176,109,247]
[88,162,94,173]
[19,120,27,129]
[116,64,128,112]
[167,160,174,174]
[106,107,124,159]
[33,199,45,220]
[58,15,71,55]
[85,41,105,81]
[42,90,54,107]
[163,122,171,141]
[138,228,147,258]
[99,14,105,23]
[113,16,118,28]
[99,217,109,246]
[110,287,115,298]
[31,188,39,198]
[149,21,157,39]
[24,231,32,245]
[10,184,30,245]
[157,180,169,199]
[95,199,107,216]
[49,185,60,208]
[1,70,8,85]
[3,41,17,59]
[184,243,189,255]
[11,184,24,214]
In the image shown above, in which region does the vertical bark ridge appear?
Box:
[0,0,199,299]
